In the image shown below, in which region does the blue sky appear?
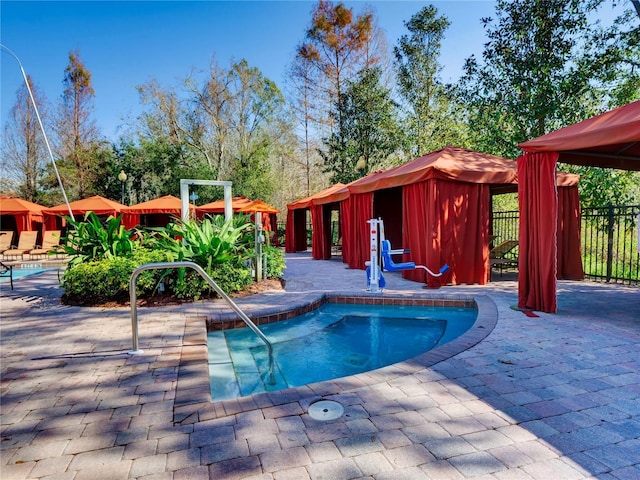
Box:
[1,1,621,141]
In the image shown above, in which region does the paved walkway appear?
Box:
[1,253,638,480]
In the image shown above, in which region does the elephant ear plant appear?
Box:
[145,216,254,299]
[150,216,252,270]
[58,212,140,267]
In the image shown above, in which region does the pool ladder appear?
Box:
[128,261,275,385]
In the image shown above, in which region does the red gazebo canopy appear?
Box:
[196,196,253,215]
[122,195,194,229]
[238,200,280,214]
[517,100,640,313]
[285,183,346,253]
[347,147,518,194]
[0,196,45,235]
[42,195,126,231]
[519,100,640,170]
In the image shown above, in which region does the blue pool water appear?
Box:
[208,302,476,401]
[0,266,55,283]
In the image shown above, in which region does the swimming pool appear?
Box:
[0,265,56,283]
[208,302,477,401]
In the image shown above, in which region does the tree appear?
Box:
[321,67,402,183]
[394,5,464,156]
[296,1,375,131]
[224,60,289,200]
[54,50,101,200]
[456,0,603,159]
[456,0,640,206]
[136,59,292,203]
[583,1,640,108]
[104,139,185,204]
[1,76,48,202]
[286,52,327,196]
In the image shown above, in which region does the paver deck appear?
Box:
[1,252,638,480]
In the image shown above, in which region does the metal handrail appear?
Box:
[128,261,275,384]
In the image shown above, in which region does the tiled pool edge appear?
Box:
[173,293,498,424]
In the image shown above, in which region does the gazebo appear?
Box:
[122,195,194,229]
[287,146,584,288]
[196,196,253,216]
[238,200,280,232]
[198,196,280,232]
[0,197,45,245]
[42,195,126,232]
[517,100,640,313]
[285,183,347,255]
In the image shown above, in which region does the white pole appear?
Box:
[255,211,263,281]
[1,44,74,220]
[224,186,232,222]
[179,179,233,222]
[180,182,190,222]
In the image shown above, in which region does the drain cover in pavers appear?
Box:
[308,400,344,421]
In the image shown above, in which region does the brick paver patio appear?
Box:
[1,253,638,479]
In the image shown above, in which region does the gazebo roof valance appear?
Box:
[519,100,640,170]
[123,195,193,214]
[287,183,346,210]
[42,195,126,216]
[197,196,253,214]
[347,146,518,195]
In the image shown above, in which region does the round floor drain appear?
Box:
[308,400,344,421]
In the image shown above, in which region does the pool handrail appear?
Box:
[128,261,275,384]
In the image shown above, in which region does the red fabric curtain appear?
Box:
[345,193,373,269]
[122,213,140,230]
[284,209,297,253]
[285,209,308,252]
[557,186,584,280]
[294,209,308,251]
[518,152,559,313]
[310,204,334,260]
[13,213,29,235]
[402,181,432,284]
[341,199,352,266]
[44,214,64,232]
[402,180,489,288]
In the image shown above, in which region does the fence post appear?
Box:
[606,205,615,282]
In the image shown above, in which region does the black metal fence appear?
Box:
[493,205,640,285]
[281,205,640,285]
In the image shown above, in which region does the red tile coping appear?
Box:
[206,294,475,331]
[175,294,497,425]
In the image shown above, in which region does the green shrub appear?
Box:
[61,214,263,305]
[62,249,167,305]
[264,245,285,278]
[170,262,253,300]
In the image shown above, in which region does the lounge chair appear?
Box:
[490,239,519,274]
[28,230,62,258]
[0,261,13,289]
[0,231,14,253]
[2,231,38,258]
